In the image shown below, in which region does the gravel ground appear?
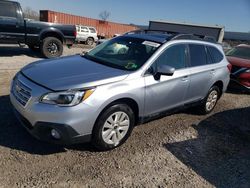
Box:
[0,45,249,187]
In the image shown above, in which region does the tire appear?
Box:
[198,86,220,114]
[41,37,63,58]
[86,37,94,46]
[92,103,135,151]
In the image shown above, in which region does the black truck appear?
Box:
[0,0,76,58]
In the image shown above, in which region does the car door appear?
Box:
[185,44,215,103]
[0,1,25,44]
[144,44,190,116]
[79,26,89,41]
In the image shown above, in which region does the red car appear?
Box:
[226,44,250,92]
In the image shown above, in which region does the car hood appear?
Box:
[21,55,129,91]
[227,56,250,68]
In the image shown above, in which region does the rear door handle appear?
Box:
[181,75,189,81]
[210,69,216,74]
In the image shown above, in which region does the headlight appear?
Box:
[40,89,94,106]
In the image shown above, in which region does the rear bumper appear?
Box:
[13,108,91,145]
[64,36,76,45]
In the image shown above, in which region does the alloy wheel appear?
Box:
[205,90,218,111]
[101,111,130,146]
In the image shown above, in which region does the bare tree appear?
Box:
[99,10,111,21]
[23,7,39,21]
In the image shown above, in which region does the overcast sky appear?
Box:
[18,0,250,32]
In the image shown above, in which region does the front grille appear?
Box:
[12,78,32,107]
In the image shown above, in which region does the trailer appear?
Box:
[149,20,225,43]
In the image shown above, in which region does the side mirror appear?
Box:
[157,64,175,76]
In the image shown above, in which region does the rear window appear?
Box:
[208,46,224,63]
[76,26,80,32]
[189,44,207,67]
[0,2,17,18]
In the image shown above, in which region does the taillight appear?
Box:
[227,64,232,72]
[74,30,77,37]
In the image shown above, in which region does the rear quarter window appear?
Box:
[89,28,96,33]
[207,46,224,63]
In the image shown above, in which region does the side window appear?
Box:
[89,28,96,33]
[154,44,187,69]
[81,27,89,33]
[208,46,224,63]
[0,2,17,18]
[205,46,214,64]
[189,44,207,67]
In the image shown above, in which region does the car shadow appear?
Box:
[0,95,94,155]
[0,46,43,58]
[164,107,250,188]
[226,88,250,95]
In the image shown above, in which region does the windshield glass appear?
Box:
[84,36,161,71]
[226,46,250,60]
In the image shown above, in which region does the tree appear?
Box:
[23,7,39,21]
[99,10,111,21]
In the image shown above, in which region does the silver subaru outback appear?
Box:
[10,32,230,150]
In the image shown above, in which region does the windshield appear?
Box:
[84,36,161,71]
[226,46,250,60]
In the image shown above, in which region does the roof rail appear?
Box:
[170,34,217,43]
[124,29,217,43]
[124,29,177,35]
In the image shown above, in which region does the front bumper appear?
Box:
[10,73,98,145]
[13,109,91,145]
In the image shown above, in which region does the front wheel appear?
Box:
[198,86,220,114]
[41,37,63,58]
[92,104,135,151]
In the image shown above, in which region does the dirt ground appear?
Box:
[0,45,249,188]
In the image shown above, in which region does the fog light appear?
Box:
[51,129,61,139]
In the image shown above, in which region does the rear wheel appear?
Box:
[86,37,94,46]
[41,37,63,58]
[92,104,135,151]
[198,86,220,114]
